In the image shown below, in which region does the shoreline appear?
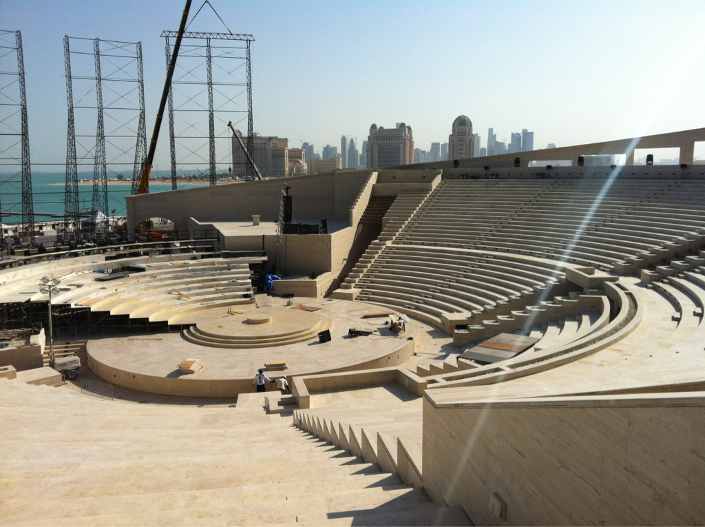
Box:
[47,179,208,187]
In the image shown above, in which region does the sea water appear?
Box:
[0,172,207,224]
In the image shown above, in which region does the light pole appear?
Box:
[39,276,60,367]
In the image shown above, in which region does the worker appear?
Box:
[254,369,270,392]
[400,314,409,333]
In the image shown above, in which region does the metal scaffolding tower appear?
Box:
[63,35,146,240]
[161,30,255,188]
[0,29,34,242]
[63,35,80,241]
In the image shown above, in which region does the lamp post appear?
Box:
[39,276,60,367]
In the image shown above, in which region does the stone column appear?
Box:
[625,150,635,165]
[679,141,694,165]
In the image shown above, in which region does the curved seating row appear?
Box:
[423,280,638,388]
[355,243,567,329]
[394,178,705,272]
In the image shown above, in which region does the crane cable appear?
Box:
[187,0,234,34]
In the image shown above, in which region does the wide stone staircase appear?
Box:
[0,380,469,526]
[340,191,433,291]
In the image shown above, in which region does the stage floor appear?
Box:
[86,298,416,397]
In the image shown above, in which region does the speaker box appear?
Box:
[318,329,331,343]
[282,195,293,223]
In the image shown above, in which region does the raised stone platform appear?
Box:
[183,306,329,348]
[87,299,416,397]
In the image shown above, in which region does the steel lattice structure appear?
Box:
[0,29,34,241]
[63,35,146,240]
[161,30,255,188]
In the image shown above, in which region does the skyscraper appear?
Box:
[448,115,473,160]
[521,129,534,152]
[441,142,448,160]
[472,134,481,157]
[340,135,348,169]
[347,138,359,169]
[487,128,497,156]
[360,140,368,168]
[430,142,441,161]
[322,145,337,160]
[302,142,315,164]
[367,123,414,168]
[509,132,522,154]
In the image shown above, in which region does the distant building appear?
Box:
[340,135,348,169]
[487,128,497,156]
[322,145,338,160]
[509,132,522,153]
[430,142,441,161]
[367,122,414,168]
[522,129,534,152]
[288,148,307,176]
[347,138,359,169]
[308,157,341,175]
[414,148,429,163]
[479,147,487,157]
[547,142,557,149]
[472,134,481,157]
[360,140,368,168]
[494,141,507,155]
[441,142,448,160]
[448,115,473,160]
[302,142,315,163]
[232,133,288,178]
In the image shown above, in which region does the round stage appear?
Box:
[86,299,416,397]
[183,306,330,348]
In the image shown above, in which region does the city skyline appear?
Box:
[3,0,705,172]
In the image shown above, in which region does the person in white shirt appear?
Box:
[254,369,270,392]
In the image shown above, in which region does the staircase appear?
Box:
[293,409,469,525]
[327,196,394,295]
[0,380,469,526]
[42,341,86,367]
[340,191,434,291]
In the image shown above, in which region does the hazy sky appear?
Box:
[3,0,705,170]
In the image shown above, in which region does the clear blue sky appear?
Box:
[4,0,705,170]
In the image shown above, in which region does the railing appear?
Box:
[349,171,378,227]
[0,239,217,271]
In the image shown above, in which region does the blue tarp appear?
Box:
[265,273,281,292]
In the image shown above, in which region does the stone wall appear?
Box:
[127,170,372,238]
[422,393,705,525]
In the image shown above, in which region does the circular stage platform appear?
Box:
[86,299,415,398]
[183,306,329,348]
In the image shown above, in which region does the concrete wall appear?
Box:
[0,344,43,371]
[373,169,441,196]
[422,393,705,525]
[127,170,373,238]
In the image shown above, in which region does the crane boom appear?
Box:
[228,121,263,181]
[136,0,192,194]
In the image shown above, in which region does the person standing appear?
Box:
[254,369,270,392]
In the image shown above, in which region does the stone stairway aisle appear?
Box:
[340,191,434,291]
[1,380,468,526]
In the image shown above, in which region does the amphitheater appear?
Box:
[2,132,705,525]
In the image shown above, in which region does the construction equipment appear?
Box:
[136,0,192,194]
[228,121,263,181]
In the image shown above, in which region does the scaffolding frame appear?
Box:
[63,35,146,240]
[0,29,34,241]
[161,30,254,188]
